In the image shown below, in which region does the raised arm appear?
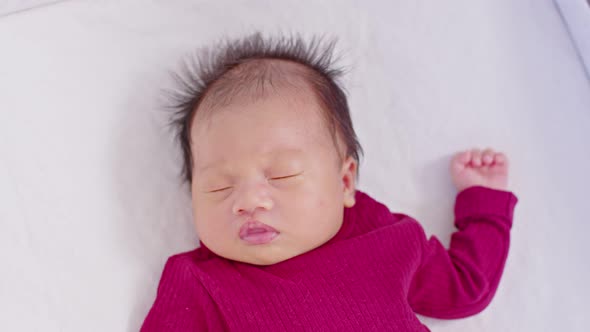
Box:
[408,147,518,317]
[407,185,518,318]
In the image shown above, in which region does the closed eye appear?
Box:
[270,172,304,181]
[208,186,232,193]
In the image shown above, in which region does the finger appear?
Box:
[471,148,482,166]
[451,151,470,171]
[482,148,494,165]
[494,152,506,164]
[458,150,471,164]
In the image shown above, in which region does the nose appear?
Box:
[231,183,274,216]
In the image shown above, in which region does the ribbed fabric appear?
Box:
[141,186,519,331]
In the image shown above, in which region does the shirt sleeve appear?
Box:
[140,255,227,331]
[407,185,519,319]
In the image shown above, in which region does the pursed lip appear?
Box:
[239,220,279,239]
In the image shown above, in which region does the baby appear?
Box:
[141,32,519,331]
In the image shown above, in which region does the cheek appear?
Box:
[316,197,327,209]
[294,191,333,220]
[295,171,340,210]
[192,201,225,237]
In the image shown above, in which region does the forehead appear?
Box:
[196,147,306,174]
[190,87,333,170]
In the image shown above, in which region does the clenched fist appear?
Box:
[451,148,510,192]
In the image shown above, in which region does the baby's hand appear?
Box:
[450,148,510,192]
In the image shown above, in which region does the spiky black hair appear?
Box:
[165,31,363,185]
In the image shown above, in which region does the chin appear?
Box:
[240,249,297,266]
[246,254,285,266]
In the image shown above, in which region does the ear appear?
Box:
[340,155,357,208]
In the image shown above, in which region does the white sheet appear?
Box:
[0,0,68,17]
[555,0,590,78]
[1,1,588,331]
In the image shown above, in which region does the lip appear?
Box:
[239,220,280,245]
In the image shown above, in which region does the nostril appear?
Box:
[234,206,249,215]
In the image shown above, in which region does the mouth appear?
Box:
[239,220,280,245]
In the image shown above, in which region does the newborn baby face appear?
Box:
[189,87,357,265]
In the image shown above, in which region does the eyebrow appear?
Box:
[196,148,305,173]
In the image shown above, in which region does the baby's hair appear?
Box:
[166,31,363,185]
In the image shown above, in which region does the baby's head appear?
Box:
[169,32,363,265]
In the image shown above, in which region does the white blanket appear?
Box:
[555,0,590,77]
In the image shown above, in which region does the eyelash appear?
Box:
[209,187,231,193]
[207,173,302,193]
[269,174,298,181]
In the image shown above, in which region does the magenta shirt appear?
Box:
[141,186,519,331]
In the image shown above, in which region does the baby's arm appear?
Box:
[140,255,226,331]
[407,148,518,318]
